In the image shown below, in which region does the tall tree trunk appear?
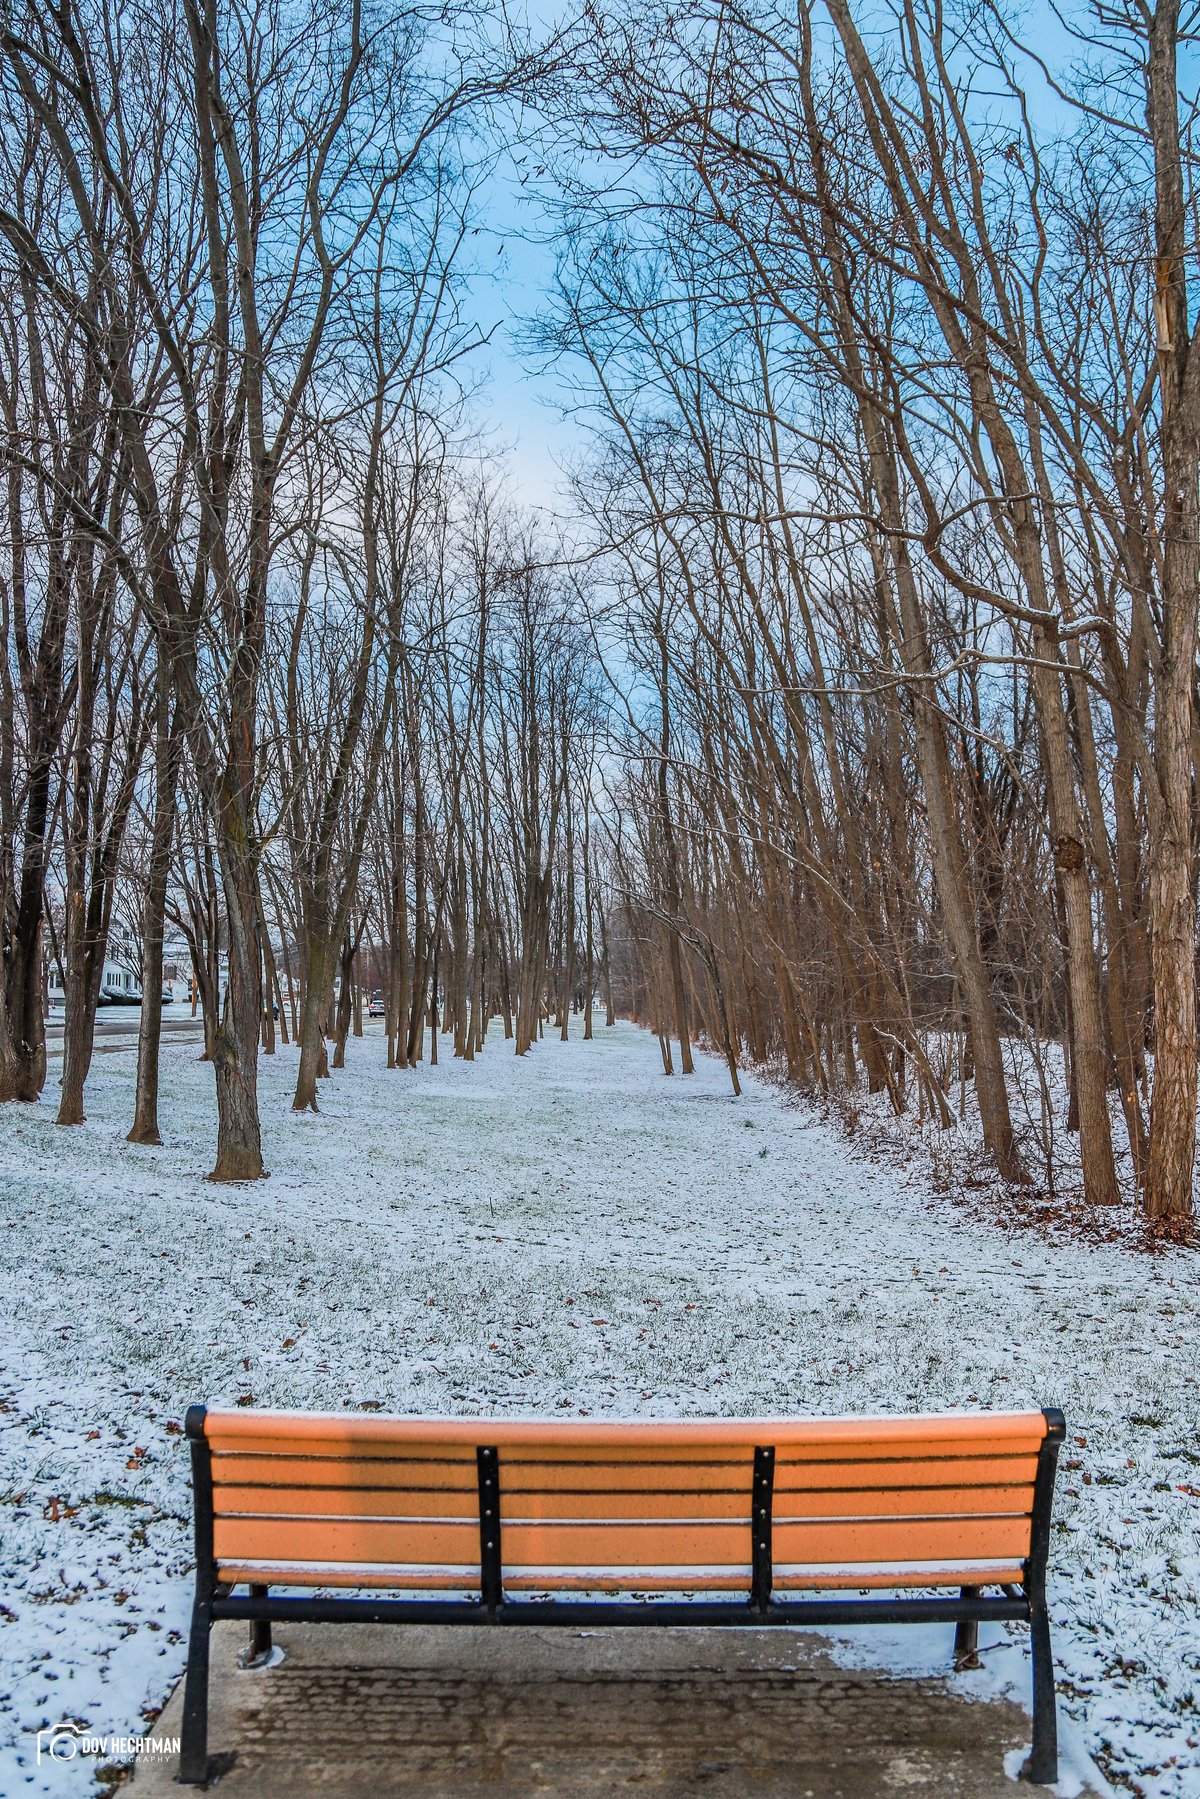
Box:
[209,851,265,1181]
[55,883,92,1127]
[0,761,53,1103]
[598,903,616,1026]
[583,823,595,1041]
[1144,0,1199,1227]
[293,934,330,1112]
[332,929,356,1069]
[129,701,180,1143]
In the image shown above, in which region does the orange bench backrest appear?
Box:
[202,1409,1049,1593]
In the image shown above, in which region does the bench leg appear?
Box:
[1023,1604,1058,1786]
[953,1586,980,1668]
[179,1597,212,1784]
[245,1583,273,1666]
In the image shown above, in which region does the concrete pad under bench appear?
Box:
[131,1619,1048,1796]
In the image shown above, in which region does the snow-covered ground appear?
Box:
[1,1020,1198,1796]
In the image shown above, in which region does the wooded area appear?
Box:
[1,0,1198,1234]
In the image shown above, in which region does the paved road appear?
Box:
[129,1621,1066,1798]
[45,1010,207,1055]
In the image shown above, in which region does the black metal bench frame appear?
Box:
[180,1404,1064,1787]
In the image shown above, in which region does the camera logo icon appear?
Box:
[36,1723,82,1763]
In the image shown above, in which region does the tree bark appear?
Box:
[127,686,177,1143]
[1144,0,1199,1227]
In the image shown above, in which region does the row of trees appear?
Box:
[0,0,615,1177]
[552,0,1200,1230]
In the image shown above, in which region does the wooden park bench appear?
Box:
[180,1404,1064,1786]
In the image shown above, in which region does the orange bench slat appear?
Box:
[497,1459,751,1491]
[202,1409,1047,1452]
[213,1559,1027,1594]
[214,1485,483,1521]
[772,1514,1033,1564]
[772,1454,1040,1491]
[210,1482,1033,1529]
[216,1560,481,1590]
[211,1454,481,1491]
[773,1560,1027,1589]
[213,1515,1033,1572]
[213,1517,481,1566]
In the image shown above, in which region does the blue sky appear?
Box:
[450,19,583,517]
[462,201,575,514]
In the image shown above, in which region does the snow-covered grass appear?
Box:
[1,1019,1198,1796]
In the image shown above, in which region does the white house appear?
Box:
[47,926,144,1006]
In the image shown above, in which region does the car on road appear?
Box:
[367,995,386,1018]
